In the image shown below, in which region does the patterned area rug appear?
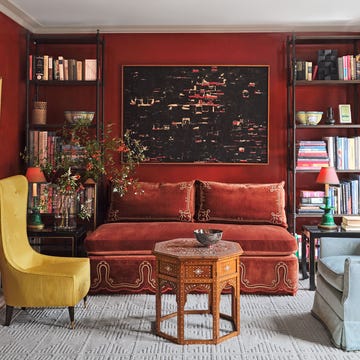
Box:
[0,280,359,359]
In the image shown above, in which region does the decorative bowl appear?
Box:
[296,111,307,125]
[194,229,223,247]
[306,111,323,125]
[64,111,95,125]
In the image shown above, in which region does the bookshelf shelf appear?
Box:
[287,33,360,235]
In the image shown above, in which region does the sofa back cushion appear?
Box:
[196,180,287,227]
[107,181,195,222]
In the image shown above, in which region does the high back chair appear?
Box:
[311,236,360,351]
[0,175,90,328]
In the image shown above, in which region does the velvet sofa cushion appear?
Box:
[107,181,195,222]
[85,222,297,256]
[196,180,287,227]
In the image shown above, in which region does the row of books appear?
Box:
[328,176,360,215]
[29,130,61,167]
[296,53,360,81]
[299,177,360,216]
[296,140,329,170]
[35,183,95,216]
[29,130,84,168]
[29,55,97,81]
[323,136,360,170]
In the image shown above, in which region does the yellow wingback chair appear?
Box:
[0,175,90,328]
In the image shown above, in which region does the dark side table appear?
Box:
[27,225,87,257]
[302,225,360,290]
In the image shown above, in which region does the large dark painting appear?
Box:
[122,65,269,164]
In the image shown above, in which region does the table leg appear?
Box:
[177,284,185,344]
[213,284,219,342]
[309,234,316,290]
[301,232,308,280]
[155,270,161,335]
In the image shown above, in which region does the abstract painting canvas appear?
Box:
[122,65,269,164]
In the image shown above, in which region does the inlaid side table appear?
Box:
[153,238,243,345]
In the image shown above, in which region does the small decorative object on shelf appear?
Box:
[338,104,352,124]
[32,101,47,125]
[325,107,335,125]
[25,167,47,230]
[316,166,340,230]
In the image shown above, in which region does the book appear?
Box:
[76,61,83,80]
[312,64,318,80]
[58,56,64,80]
[48,56,53,80]
[43,55,49,81]
[300,197,325,204]
[300,190,325,198]
[341,224,360,231]
[296,60,306,80]
[298,208,324,214]
[84,59,97,80]
[306,61,312,81]
[34,56,44,80]
[68,59,76,80]
[342,216,360,225]
[63,59,69,80]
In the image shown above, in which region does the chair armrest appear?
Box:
[320,237,360,258]
[343,258,360,320]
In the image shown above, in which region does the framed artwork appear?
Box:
[338,104,352,124]
[122,65,269,164]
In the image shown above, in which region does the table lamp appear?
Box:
[316,166,340,230]
[26,166,47,230]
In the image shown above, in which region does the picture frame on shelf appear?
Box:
[338,104,352,124]
[122,65,269,164]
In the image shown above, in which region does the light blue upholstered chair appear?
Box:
[311,237,360,351]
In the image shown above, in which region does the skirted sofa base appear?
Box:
[86,222,299,295]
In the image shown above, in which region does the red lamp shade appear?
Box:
[316,166,340,186]
[25,167,46,183]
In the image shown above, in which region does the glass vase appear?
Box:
[54,192,77,231]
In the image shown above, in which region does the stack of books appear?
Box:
[296,140,329,170]
[341,216,360,231]
[298,190,325,214]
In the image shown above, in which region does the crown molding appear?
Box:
[0,0,39,32]
[1,1,360,34]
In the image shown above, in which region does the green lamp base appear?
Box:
[27,211,44,230]
[318,196,337,230]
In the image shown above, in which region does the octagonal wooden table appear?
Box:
[153,238,243,345]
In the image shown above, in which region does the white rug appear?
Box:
[0,280,359,359]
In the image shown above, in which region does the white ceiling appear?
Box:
[1,0,360,34]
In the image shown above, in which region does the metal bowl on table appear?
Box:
[194,229,223,247]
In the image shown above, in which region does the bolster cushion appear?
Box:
[107,180,195,222]
[196,180,287,227]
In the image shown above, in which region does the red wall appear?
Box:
[0,12,26,178]
[0,17,290,184]
[104,33,288,183]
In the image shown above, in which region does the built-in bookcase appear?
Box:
[25,31,104,231]
[287,34,360,235]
